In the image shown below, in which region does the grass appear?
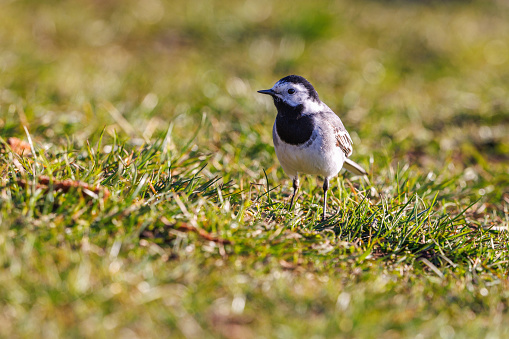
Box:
[1,0,509,337]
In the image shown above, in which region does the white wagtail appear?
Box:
[258,75,367,220]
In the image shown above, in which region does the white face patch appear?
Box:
[303,97,324,114]
[270,81,324,113]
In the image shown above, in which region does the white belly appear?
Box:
[273,124,345,179]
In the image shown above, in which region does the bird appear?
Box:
[258,75,367,220]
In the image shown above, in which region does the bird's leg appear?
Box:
[289,178,299,209]
[322,177,330,220]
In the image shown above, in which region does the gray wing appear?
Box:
[319,110,353,157]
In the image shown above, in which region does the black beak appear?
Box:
[257,89,276,96]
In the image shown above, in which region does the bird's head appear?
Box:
[258,75,322,114]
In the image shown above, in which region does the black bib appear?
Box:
[274,101,315,146]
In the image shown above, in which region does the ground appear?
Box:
[1,0,509,338]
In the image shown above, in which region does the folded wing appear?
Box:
[322,111,353,157]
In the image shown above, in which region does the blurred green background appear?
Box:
[2,0,509,183]
[1,0,509,338]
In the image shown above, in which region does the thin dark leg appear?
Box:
[289,178,299,209]
[322,178,329,220]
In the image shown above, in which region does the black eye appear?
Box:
[288,88,295,94]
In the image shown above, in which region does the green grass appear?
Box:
[1,0,509,337]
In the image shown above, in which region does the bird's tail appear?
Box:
[343,158,368,176]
